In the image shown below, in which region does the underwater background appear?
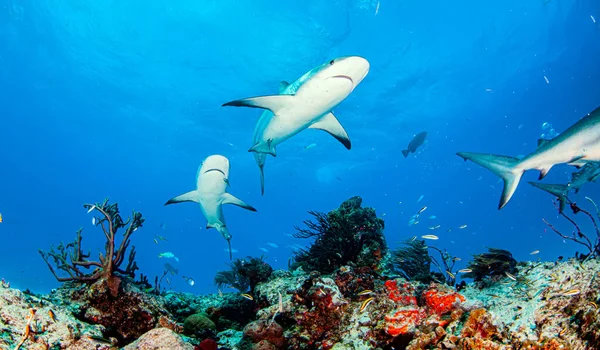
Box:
[1,0,599,296]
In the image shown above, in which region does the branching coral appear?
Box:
[291,196,387,274]
[542,196,600,261]
[39,199,144,296]
[462,247,517,282]
[214,255,273,293]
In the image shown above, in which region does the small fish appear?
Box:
[459,224,468,229]
[490,294,500,299]
[87,205,96,214]
[485,88,493,92]
[421,235,439,240]
[543,75,550,84]
[417,194,424,202]
[218,288,223,297]
[85,335,114,345]
[241,293,254,301]
[458,269,472,273]
[588,301,598,309]
[357,290,373,296]
[530,250,540,255]
[592,15,597,23]
[359,297,375,312]
[182,276,195,286]
[92,217,97,225]
[0,213,2,223]
[562,289,581,296]
[446,271,456,279]
[418,206,427,214]
[453,257,462,261]
[155,235,168,241]
[158,252,179,262]
[259,247,269,252]
[409,236,417,242]
[375,0,380,15]
[266,242,279,248]
[402,132,427,158]
[305,143,317,150]
[559,327,568,337]
[48,309,56,322]
[505,272,517,281]
[429,215,437,219]
[428,225,441,230]
[153,239,158,244]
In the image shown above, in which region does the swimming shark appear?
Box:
[222,56,370,194]
[164,155,257,259]
[569,161,600,193]
[457,105,600,209]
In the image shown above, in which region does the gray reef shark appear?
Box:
[222,56,370,194]
[527,182,570,213]
[164,155,257,259]
[457,105,600,209]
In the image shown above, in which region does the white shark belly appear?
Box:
[199,196,225,226]
[521,133,600,170]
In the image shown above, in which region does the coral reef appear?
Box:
[462,247,518,282]
[291,196,387,274]
[39,199,144,297]
[215,256,273,293]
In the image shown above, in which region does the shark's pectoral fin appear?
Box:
[308,112,351,149]
[222,95,295,115]
[164,190,201,206]
[221,193,257,212]
[279,81,290,93]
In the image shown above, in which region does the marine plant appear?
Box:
[290,196,387,274]
[542,197,600,261]
[462,247,517,282]
[214,255,273,293]
[391,239,432,283]
[39,198,144,296]
[391,239,457,285]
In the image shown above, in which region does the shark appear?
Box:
[164,155,257,259]
[528,182,570,213]
[457,105,600,209]
[222,56,370,194]
[569,161,600,193]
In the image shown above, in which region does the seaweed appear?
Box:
[214,255,273,293]
[290,196,387,274]
[391,239,457,285]
[462,247,517,282]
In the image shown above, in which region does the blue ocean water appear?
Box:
[0,0,599,295]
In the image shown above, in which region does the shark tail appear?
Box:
[259,164,265,196]
[227,239,232,260]
[457,152,524,209]
[401,149,410,158]
[528,182,569,213]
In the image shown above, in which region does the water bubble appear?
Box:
[542,122,552,130]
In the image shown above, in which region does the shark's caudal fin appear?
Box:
[164,190,201,205]
[308,112,351,149]
[259,164,265,196]
[221,193,257,211]
[456,152,523,209]
[528,182,569,213]
[401,149,410,158]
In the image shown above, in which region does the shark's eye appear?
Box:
[329,59,335,65]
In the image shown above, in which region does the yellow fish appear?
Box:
[240,293,254,301]
[562,289,580,297]
[0,213,3,223]
[357,290,373,296]
[359,297,375,312]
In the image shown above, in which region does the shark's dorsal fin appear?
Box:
[537,138,551,148]
[221,193,257,212]
[308,112,351,149]
[279,81,290,93]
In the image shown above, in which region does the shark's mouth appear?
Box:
[331,75,354,85]
[203,168,227,177]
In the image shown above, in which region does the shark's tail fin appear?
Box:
[457,152,523,209]
[227,239,233,260]
[528,182,569,213]
[259,165,265,196]
[401,149,410,158]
